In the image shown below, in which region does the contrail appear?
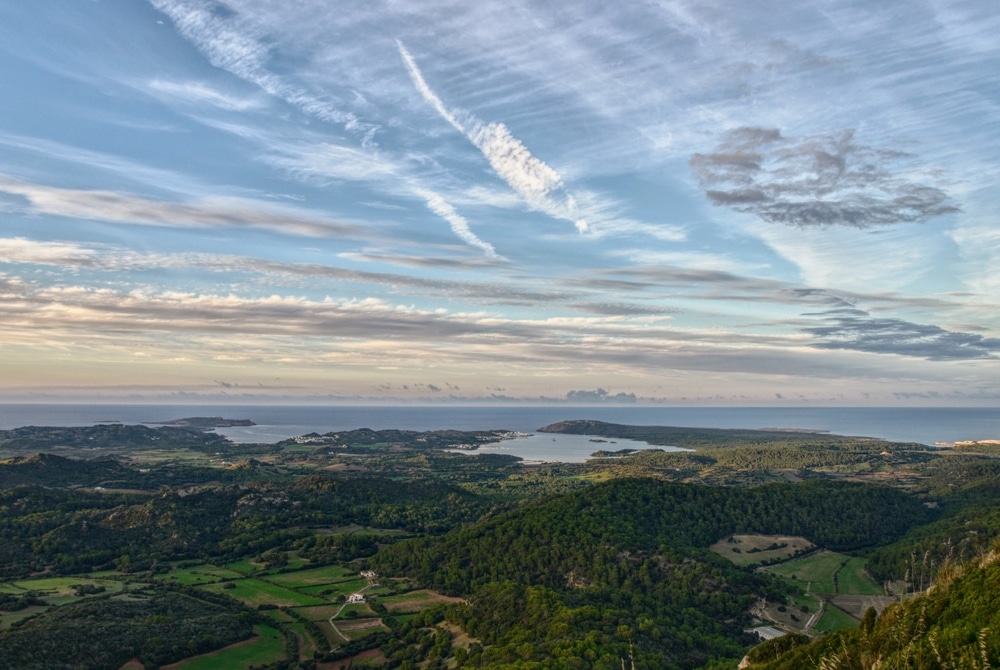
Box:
[397,40,588,234]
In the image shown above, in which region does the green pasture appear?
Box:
[299,577,368,597]
[786,592,821,614]
[160,564,243,586]
[225,558,261,574]
[338,602,375,619]
[379,590,442,613]
[340,621,383,641]
[291,604,343,621]
[764,551,845,594]
[262,608,295,623]
[283,552,311,570]
[169,624,285,670]
[815,603,859,632]
[201,579,327,608]
[285,622,321,660]
[837,557,884,596]
[126,449,214,464]
[11,577,115,592]
[268,565,354,588]
[6,577,126,606]
[0,606,45,631]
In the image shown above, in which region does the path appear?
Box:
[328,581,374,645]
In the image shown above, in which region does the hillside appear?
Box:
[746,544,1000,669]
[372,478,931,668]
[2,420,999,669]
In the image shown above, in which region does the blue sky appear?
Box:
[1,0,998,405]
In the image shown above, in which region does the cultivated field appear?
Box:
[163,624,286,670]
[379,589,465,613]
[202,578,329,608]
[710,534,815,567]
[267,565,355,588]
[765,550,850,594]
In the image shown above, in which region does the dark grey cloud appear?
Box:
[805,311,1000,360]
[690,127,958,227]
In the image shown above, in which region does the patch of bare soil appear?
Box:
[757,599,816,634]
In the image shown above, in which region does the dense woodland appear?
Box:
[1,419,1000,668]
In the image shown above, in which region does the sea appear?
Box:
[1,404,998,463]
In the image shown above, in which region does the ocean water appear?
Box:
[447,433,691,463]
[2,404,999,447]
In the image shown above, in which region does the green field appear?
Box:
[268,565,354,588]
[225,558,262,574]
[815,603,859,632]
[169,624,286,670]
[379,590,447,613]
[161,564,243,585]
[202,579,328,608]
[291,604,343,621]
[764,551,846,594]
[299,577,368,597]
[262,608,296,623]
[282,552,311,570]
[5,577,128,607]
[11,577,119,592]
[285,622,320,660]
[339,602,376,619]
[837,557,884,595]
[342,625,382,641]
[786,592,821,614]
[0,607,45,631]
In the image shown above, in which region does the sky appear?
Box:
[0,0,998,406]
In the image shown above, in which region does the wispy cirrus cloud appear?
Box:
[690,127,959,228]
[146,79,265,112]
[0,175,361,238]
[0,237,563,304]
[397,39,589,234]
[148,0,379,144]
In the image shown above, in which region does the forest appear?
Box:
[1,419,1000,668]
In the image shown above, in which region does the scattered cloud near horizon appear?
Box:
[566,388,638,403]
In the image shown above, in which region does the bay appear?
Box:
[1,404,999,462]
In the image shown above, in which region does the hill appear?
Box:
[0,453,131,488]
[746,544,1000,669]
[372,478,931,668]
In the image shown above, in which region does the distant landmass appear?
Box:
[151,416,256,429]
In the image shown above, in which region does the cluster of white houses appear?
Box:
[346,570,379,603]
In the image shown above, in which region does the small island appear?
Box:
[590,447,642,458]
